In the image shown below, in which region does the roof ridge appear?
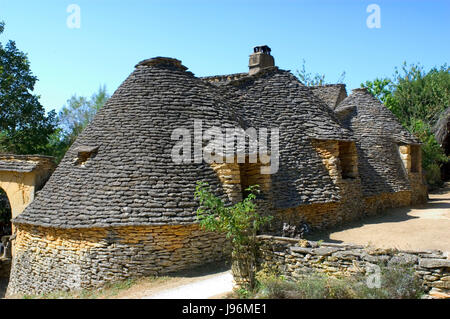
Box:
[135,57,189,72]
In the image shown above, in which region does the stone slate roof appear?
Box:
[0,154,55,173]
[309,84,347,110]
[201,73,248,86]
[214,67,354,209]
[13,58,242,228]
[335,88,420,196]
[13,58,354,228]
[0,160,37,173]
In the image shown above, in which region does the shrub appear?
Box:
[246,264,424,299]
[352,264,424,299]
[194,182,272,290]
[424,162,443,189]
[254,272,355,299]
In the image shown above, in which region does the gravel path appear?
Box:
[141,270,234,299]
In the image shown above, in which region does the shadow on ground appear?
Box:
[167,261,230,278]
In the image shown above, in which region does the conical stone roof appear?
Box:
[13,57,242,228]
[336,88,420,196]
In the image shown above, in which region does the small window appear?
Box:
[73,146,99,166]
[338,141,357,179]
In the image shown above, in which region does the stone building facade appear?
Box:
[0,155,56,223]
[6,47,428,296]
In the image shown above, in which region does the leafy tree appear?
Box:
[362,78,394,106]
[363,62,450,186]
[194,182,272,290]
[296,59,346,86]
[58,85,109,142]
[0,21,57,155]
[53,86,109,161]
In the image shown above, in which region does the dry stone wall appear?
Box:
[6,224,229,296]
[253,235,450,297]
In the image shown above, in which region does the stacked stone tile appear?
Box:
[309,84,347,110]
[0,155,55,173]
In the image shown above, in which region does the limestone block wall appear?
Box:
[210,159,271,205]
[0,171,35,222]
[409,172,428,204]
[210,162,243,203]
[6,224,229,296]
[364,191,412,215]
[252,235,450,296]
[398,145,428,204]
[0,155,56,221]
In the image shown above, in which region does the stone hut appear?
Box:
[335,88,428,209]
[7,58,238,295]
[6,47,428,296]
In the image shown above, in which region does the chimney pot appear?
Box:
[249,45,275,75]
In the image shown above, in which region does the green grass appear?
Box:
[19,276,169,299]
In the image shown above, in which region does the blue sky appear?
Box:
[0,0,449,113]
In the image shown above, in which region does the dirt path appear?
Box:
[308,186,450,253]
[111,262,232,299]
[141,271,233,299]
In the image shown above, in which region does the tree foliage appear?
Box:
[363,62,450,186]
[51,86,109,161]
[0,21,57,155]
[58,85,109,141]
[296,59,346,86]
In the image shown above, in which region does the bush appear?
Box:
[425,163,443,189]
[245,264,424,299]
[253,272,355,299]
[352,264,424,299]
[194,182,272,290]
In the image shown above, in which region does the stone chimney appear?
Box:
[248,45,275,75]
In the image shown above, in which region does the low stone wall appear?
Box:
[7,224,229,296]
[274,190,414,232]
[364,191,412,215]
[254,235,449,298]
